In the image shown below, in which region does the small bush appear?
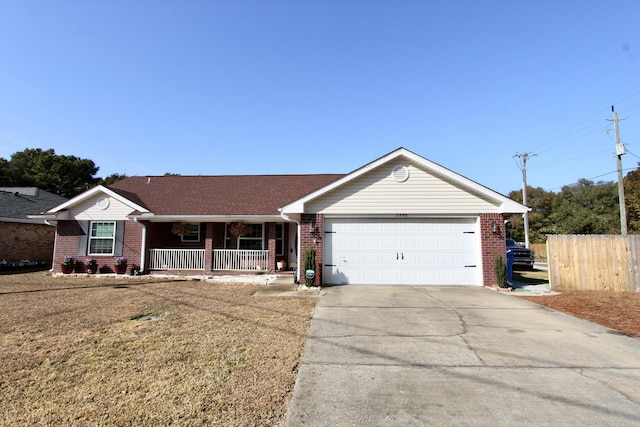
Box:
[494,254,508,287]
[303,247,316,287]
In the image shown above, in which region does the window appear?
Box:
[181,223,201,242]
[276,223,284,256]
[89,221,116,255]
[225,223,264,250]
[238,224,263,250]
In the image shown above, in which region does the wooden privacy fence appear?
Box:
[530,243,547,262]
[547,235,640,292]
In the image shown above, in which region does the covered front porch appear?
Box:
[143,220,297,273]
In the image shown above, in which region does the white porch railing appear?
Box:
[148,249,205,271]
[147,248,270,271]
[213,249,269,271]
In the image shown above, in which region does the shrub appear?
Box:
[303,247,316,287]
[494,254,508,287]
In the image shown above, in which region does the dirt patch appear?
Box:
[0,272,315,426]
[517,290,640,339]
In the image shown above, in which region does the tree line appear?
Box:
[2,148,639,239]
[0,148,127,198]
[507,167,640,242]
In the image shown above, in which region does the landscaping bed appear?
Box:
[0,272,315,426]
[513,269,640,339]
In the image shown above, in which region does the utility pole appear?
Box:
[607,105,627,235]
[514,152,536,248]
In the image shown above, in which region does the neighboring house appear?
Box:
[33,148,528,286]
[0,187,67,265]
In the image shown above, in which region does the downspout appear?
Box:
[280,211,301,284]
[134,218,147,273]
[45,220,58,272]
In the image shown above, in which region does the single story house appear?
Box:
[0,187,67,266]
[33,148,528,286]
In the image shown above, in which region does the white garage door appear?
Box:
[324,218,479,285]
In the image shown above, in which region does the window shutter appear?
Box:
[77,221,89,256]
[114,220,125,256]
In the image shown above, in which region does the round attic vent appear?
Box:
[97,197,110,210]
[392,165,410,183]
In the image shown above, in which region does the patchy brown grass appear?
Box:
[0,272,316,426]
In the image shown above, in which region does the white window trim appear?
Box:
[181,223,201,242]
[89,221,116,256]
[237,224,264,250]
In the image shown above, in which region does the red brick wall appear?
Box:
[53,220,82,272]
[0,222,56,263]
[53,220,143,273]
[211,223,226,249]
[204,223,214,273]
[266,222,276,271]
[479,213,506,286]
[121,221,143,273]
[300,213,323,285]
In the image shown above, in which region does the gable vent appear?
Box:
[392,165,410,183]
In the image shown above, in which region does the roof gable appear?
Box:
[48,185,149,214]
[281,148,528,214]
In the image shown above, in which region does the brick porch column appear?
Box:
[204,223,214,274]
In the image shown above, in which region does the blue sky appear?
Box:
[1,1,639,196]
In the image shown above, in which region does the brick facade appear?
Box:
[300,213,323,286]
[479,213,507,286]
[0,222,56,263]
[53,220,143,274]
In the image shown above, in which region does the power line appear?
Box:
[626,150,640,161]
[526,90,640,154]
[546,168,637,192]
[531,149,610,169]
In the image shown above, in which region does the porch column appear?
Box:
[266,222,277,271]
[204,223,214,274]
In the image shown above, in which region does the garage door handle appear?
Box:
[464,265,477,268]
[401,253,404,260]
[396,253,399,260]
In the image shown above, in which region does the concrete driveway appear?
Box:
[285,286,640,426]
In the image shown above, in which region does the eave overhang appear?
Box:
[126,214,287,222]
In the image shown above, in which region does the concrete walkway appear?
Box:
[285,285,640,426]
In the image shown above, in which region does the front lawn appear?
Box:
[0,272,315,426]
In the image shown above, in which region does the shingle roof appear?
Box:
[107,174,345,216]
[0,187,68,220]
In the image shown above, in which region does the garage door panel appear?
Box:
[325,218,479,286]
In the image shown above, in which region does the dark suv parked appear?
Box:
[506,239,535,270]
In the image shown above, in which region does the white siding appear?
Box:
[306,159,501,214]
[69,195,135,220]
